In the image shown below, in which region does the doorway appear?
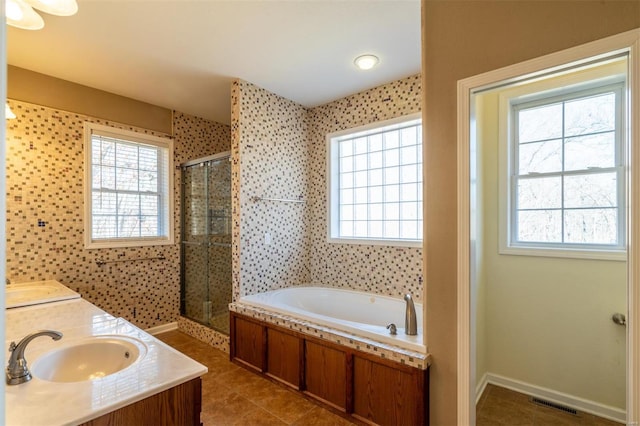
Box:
[457,29,640,425]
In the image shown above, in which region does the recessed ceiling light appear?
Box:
[354,54,379,71]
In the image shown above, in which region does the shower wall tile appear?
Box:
[231,80,311,298]
[231,75,423,301]
[5,100,230,329]
[308,75,423,300]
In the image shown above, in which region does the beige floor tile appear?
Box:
[291,406,356,426]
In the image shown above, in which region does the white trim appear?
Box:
[83,122,175,249]
[145,322,178,335]
[476,373,489,405]
[457,28,640,426]
[484,373,626,423]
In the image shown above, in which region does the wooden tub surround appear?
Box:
[230,312,430,426]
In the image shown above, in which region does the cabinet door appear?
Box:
[304,341,347,410]
[353,356,425,425]
[232,316,265,371]
[267,328,302,389]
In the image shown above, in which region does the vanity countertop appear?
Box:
[5,298,207,426]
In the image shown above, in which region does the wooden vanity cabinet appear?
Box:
[230,312,429,425]
[80,378,202,426]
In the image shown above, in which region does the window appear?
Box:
[506,81,625,257]
[84,123,174,249]
[327,113,422,247]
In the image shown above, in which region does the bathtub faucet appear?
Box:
[403,294,418,336]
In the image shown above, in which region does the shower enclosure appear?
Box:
[180,151,232,335]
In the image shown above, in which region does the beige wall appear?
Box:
[8,66,172,134]
[422,1,640,424]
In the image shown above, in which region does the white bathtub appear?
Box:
[239,286,425,353]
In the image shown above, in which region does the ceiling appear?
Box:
[7,1,421,125]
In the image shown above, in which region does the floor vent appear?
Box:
[530,397,579,416]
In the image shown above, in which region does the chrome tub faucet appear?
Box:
[6,330,63,385]
[404,294,418,336]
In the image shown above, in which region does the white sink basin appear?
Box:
[31,336,147,382]
[6,280,80,309]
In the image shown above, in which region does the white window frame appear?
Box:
[498,63,627,261]
[326,112,423,248]
[83,122,175,249]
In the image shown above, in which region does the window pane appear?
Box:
[118,216,139,238]
[354,221,367,237]
[140,195,158,215]
[100,166,116,190]
[518,139,562,174]
[139,171,158,192]
[354,154,368,172]
[518,103,563,143]
[401,146,417,165]
[116,167,138,191]
[385,166,400,185]
[139,147,158,171]
[401,202,418,220]
[385,185,399,203]
[564,92,616,137]
[401,164,418,184]
[385,149,400,167]
[564,208,617,244]
[401,221,418,239]
[369,134,382,152]
[355,204,367,220]
[369,169,383,187]
[140,216,158,237]
[118,194,140,216]
[384,221,400,239]
[564,172,617,208]
[369,151,383,169]
[340,188,353,204]
[400,183,418,202]
[401,127,417,147]
[354,171,367,188]
[354,188,367,204]
[340,221,353,237]
[93,216,116,239]
[385,203,400,220]
[518,177,561,209]
[354,137,368,155]
[340,140,353,157]
[92,192,116,215]
[340,156,353,173]
[369,187,383,203]
[384,132,399,149]
[517,210,562,243]
[341,204,353,221]
[564,132,615,171]
[116,144,138,169]
[340,172,354,189]
[369,204,383,221]
[370,221,383,238]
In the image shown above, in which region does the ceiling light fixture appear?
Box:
[354,54,379,71]
[5,0,78,30]
[6,104,17,120]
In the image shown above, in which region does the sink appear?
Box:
[6,280,80,309]
[31,335,147,382]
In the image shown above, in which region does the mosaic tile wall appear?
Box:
[308,75,424,300]
[231,80,311,299]
[5,101,230,329]
[232,75,423,300]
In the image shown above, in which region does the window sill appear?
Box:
[499,245,626,261]
[85,238,174,250]
[327,237,422,248]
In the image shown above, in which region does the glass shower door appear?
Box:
[181,154,232,334]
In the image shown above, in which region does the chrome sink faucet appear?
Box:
[6,330,63,385]
[404,294,418,336]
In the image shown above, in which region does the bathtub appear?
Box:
[239,286,425,353]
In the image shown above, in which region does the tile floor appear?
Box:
[156,330,357,426]
[476,384,622,426]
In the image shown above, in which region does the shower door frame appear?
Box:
[180,150,231,326]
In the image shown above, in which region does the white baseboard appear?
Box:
[476,373,489,405]
[484,373,626,424]
[145,322,178,335]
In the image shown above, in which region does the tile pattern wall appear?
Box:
[231,75,423,301]
[5,101,230,329]
[308,75,423,300]
[231,80,311,299]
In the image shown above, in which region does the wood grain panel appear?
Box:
[266,328,301,388]
[233,316,265,371]
[353,356,424,425]
[81,378,202,426]
[304,340,347,410]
